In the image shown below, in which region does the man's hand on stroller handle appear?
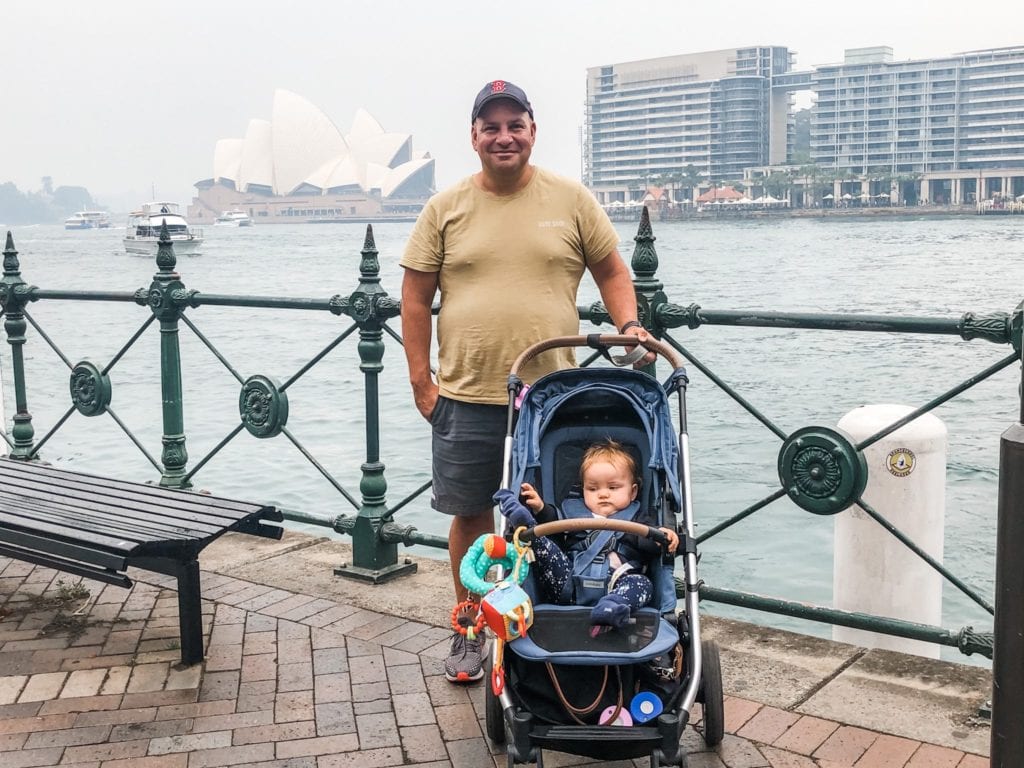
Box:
[622,325,657,368]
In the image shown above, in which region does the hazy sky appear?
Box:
[4,1,1022,211]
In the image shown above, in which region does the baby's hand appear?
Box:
[520,483,544,513]
[659,527,679,554]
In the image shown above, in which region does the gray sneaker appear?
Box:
[444,631,484,683]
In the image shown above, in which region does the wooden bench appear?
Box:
[0,457,283,665]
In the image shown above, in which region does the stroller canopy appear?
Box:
[511,367,681,503]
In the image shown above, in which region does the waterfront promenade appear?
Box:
[0,529,991,767]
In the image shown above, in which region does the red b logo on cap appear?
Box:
[491,80,506,93]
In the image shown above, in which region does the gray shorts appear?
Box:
[430,396,507,516]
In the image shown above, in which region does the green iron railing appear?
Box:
[0,215,1015,663]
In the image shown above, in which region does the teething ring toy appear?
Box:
[459,533,529,596]
[450,600,486,640]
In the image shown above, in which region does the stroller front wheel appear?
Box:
[484,655,507,744]
[698,639,725,747]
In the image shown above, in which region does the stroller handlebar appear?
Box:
[508,335,684,378]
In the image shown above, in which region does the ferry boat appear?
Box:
[123,202,203,255]
[64,211,112,230]
[214,209,253,227]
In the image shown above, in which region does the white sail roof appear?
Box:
[272,89,348,196]
[380,158,435,198]
[207,92,434,199]
[238,119,274,191]
[213,139,244,184]
[306,156,361,192]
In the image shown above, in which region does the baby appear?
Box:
[494,440,679,632]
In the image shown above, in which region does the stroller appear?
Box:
[485,334,724,768]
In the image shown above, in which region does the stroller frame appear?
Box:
[487,334,723,768]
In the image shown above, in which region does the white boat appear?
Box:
[64,211,112,230]
[214,209,253,227]
[123,202,203,255]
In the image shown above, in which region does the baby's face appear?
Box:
[582,459,638,517]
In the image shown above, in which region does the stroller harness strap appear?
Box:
[560,500,640,605]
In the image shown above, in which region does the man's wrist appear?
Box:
[619,320,643,334]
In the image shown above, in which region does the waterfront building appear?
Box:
[810,46,1024,204]
[587,45,1024,208]
[584,47,794,205]
[189,90,435,223]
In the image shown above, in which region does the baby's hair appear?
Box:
[580,439,639,485]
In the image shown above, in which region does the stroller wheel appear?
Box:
[699,639,725,747]
[650,750,688,768]
[483,655,506,743]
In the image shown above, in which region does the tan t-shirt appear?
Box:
[401,167,620,404]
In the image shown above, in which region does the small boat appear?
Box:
[64,211,112,230]
[214,209,253,227]
[123,202,203,255]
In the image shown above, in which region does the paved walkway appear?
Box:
[0,553,990,767]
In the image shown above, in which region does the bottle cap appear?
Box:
[629,692,664,723]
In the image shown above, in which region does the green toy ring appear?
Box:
[459,533,529,596]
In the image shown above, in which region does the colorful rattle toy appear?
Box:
[454,531,534,695]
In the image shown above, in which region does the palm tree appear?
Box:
[798,163,831,208]
[679,165,703,205]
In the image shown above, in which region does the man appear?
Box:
[400,79,648,683]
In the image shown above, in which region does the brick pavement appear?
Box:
[0,556,990,767]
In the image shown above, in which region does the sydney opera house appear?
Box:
[189,90,435,223]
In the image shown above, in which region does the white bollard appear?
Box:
[834,404,946,658]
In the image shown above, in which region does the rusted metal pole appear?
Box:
[991,421,1024,765]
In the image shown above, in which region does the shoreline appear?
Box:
[605,204,1013,223]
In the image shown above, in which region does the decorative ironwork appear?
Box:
[957,626,994,659]
[630,206,659,282]
[239,375,289,438]
[657,302,702,330]
[69,361,111,417]
[958,311,1012,345]
[778,426,867,515]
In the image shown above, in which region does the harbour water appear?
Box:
[4,214,1022,656]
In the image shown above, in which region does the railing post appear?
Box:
[627,206,664,377]
[138,224,190,487]
[991,305,1024,766]
[332,225,415,583]
[0,233,38,458]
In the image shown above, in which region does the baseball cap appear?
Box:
[471,80,534,122]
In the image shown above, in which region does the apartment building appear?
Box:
[811,45,1024,203]
[586,44,1024,206]
[584,47,793,204]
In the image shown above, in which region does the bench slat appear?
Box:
[0,493,208,546]
[0,521,129,569]
[0,467,267,526]
[0,484,227,539]
[0,542,131,586]
[0,460,278,519]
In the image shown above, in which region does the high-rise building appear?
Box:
[586,45,1024,206]
[811,46,1024,202]
[584,47,793,203]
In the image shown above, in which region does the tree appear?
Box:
[679,164,703,203]
[764,171,793,200]
[798,163,832,208]
[41,176,53,195]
